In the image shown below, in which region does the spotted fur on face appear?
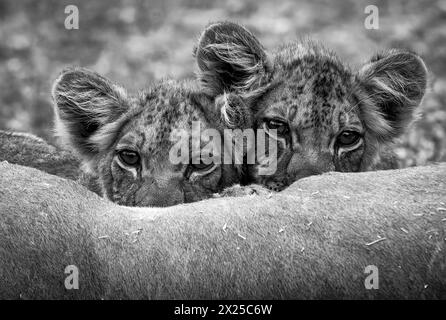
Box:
[195,22,428,191]
[52,68,249,207]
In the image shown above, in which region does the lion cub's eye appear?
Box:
[265,119,289,135]
[118,150,140,166]
[337,131,361,147]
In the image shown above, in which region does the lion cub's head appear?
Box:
[195,22,428,191]
[52,68,251,206]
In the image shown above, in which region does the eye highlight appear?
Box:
[118,150,140,167]
[336,131,362,147]
[264,119,289,135]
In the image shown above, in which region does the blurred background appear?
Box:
[0,0,445,166]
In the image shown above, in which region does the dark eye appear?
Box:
[337,131,361,147]
[265,119,289,135]
[118,150,140,166]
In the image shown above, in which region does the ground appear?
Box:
[0,0,445,166]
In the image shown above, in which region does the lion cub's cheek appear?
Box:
[107,160,140,204]
[335,145,364,172]
[198,165,222,191]
[182,166,223,203]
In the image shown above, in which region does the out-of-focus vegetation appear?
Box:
[0,0,445,166]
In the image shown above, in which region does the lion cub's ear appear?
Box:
[52,67,129,161]
[357,50,428,141]
[194,21,273,96]
[215,93,253,130]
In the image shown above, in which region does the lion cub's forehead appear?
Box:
[118,82,208,154]
[261,43,361,131]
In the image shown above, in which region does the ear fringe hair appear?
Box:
[357,51,427,141]
[217,92,253,130]
[356,88,396,143]
[52,67,129,126]
[51,67,129,159]
[194,21,272,96]
[198,41,271,95]
[219,92,234,127]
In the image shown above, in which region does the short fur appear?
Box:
[195,22,428,191]
[1,162,445,299]
[52,68,253,206]
[0,130,80,180]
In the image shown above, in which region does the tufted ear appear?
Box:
[52,67,130,162]
[215,93,253,129]
[194,21,273,96]
[357,49,428,141]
